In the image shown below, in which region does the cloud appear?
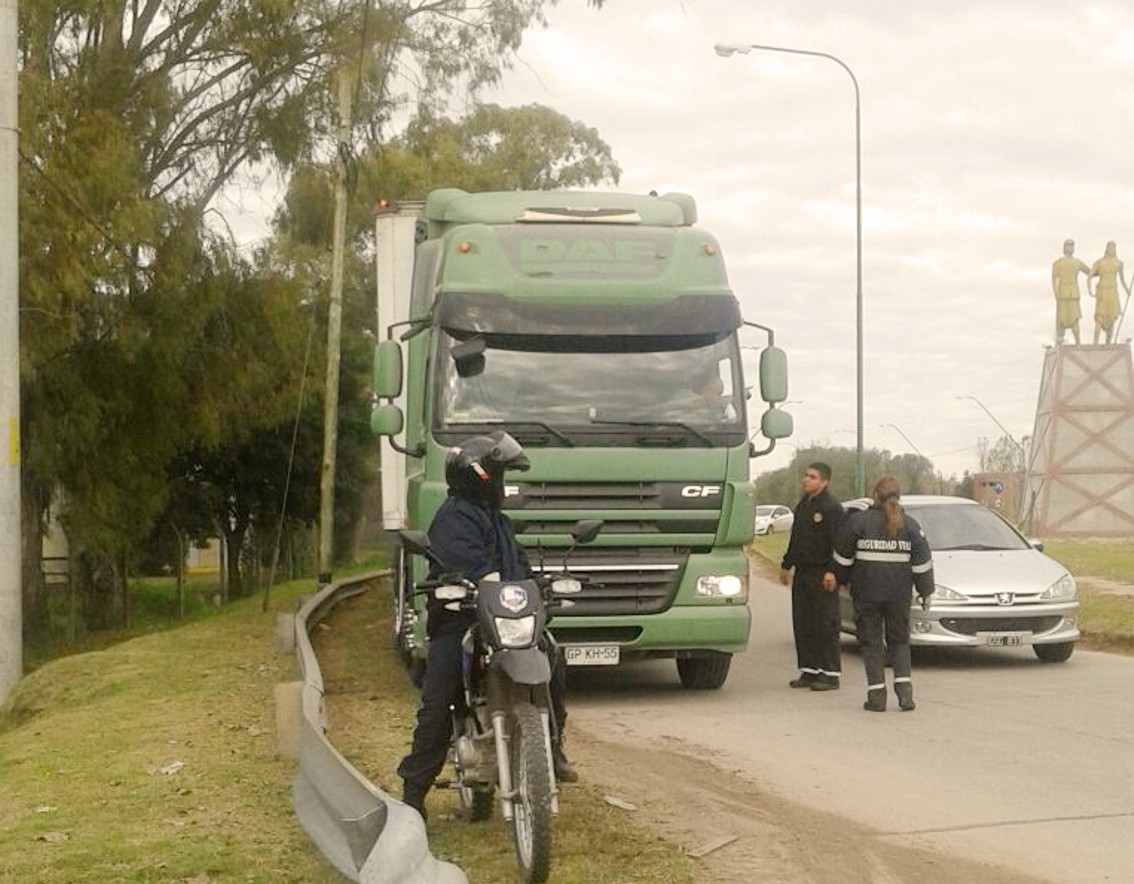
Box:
[476,0,1134,480]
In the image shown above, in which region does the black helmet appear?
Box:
[444,431,530,503]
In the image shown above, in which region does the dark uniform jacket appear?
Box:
[425,491,531,636]
[832,505,935,603]
[781,488,843,572]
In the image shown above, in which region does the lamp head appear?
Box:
[714,43,752,57]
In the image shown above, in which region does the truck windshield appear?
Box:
[434,332,747,447]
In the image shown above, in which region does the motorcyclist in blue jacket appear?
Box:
[398,432,576,820]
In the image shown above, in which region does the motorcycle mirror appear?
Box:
[551,578,583,595]
[571,520,603,545]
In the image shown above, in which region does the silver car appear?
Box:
[755,504,794,536]
[839,495,1079,663]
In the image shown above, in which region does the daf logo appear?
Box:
[995,592,1014,605]
[504,485,522,498]
[681,485,721,498]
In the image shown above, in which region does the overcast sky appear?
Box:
[466,0,1134,483]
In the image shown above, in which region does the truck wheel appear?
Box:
[1034,642,1075,663]
[394,546,426,687]
[677,652,731,690]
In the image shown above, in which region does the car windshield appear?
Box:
[905,504,1030,552]
[434,331,747,447]
[756,506,776,517]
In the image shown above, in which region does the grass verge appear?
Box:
[1,561,695,884]
[0,577,339,883]
[313,578,696,884]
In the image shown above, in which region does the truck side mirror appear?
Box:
[760,407,793,440]
[759,347,788,404]
[370,404,404,437]
[374,340,403,398]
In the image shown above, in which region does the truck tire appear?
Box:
[394,546,426,687]
[677,652,731,690]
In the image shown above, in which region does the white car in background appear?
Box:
[755,504,794,536]
[839,495,1079,663]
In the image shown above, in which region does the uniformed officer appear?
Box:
[779,462,844,691]
[398,432,576,821]
[833,476,934,712]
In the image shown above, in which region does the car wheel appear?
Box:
[1034,641,1075,663]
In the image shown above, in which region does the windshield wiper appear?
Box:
[589,418,713,445]
[488,420,575,447]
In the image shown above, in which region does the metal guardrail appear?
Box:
[285,570,467,884]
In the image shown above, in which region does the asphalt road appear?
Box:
[566,567,1134,884]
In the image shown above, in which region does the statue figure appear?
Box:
[1052,239,1089,345]
[1087,241,1130,344]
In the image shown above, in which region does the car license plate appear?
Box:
[564,644,620,666]
[979,632,1027,647]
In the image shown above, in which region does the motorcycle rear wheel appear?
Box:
[509,702,553,883]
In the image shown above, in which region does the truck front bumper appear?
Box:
[548,603,750,657]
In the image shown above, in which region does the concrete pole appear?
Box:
[317,68,351,586]
[0,0,22,704]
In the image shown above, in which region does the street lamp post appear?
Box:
[880,422,924,458]
[956,395,1026,459]
[957,394,1030,523]
[715,41,864,496]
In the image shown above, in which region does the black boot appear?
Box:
[552,740,578,783]
[863,687,887,712]
[810,673,840,692]
[789,672,816,688]
[895,682,916,711]
[402,780,429,822]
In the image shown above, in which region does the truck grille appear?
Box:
[508,480,721,616]
[531,547,683,616]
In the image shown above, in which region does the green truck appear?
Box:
[371,189,791,689]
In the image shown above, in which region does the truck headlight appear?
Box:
[495,616,536,648]
[695,575,746,599]
[1039,574,1077,600]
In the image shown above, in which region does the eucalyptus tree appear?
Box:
[17,0,613,633]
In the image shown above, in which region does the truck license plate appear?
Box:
[564,644,620,666]
[980,633,1026,647]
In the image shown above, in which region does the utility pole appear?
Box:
[0,0,21,704]
[317,68,352,586]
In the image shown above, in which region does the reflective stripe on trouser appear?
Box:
[854,597,912,688]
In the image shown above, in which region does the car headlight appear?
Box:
[696,575,746,598]
[914,585,967,606]
[1040,574,1077,600]
[495,615,536,648]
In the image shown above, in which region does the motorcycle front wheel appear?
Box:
[509,702,553,883]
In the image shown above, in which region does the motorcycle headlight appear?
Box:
[1040,573,1077,600]
[695,575,746,598]
[495,615,536,648]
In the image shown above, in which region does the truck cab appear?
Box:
[372,189,791,689]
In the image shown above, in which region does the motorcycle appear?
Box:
[398,519,602,883]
